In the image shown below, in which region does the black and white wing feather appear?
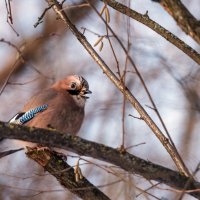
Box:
[9,104,48,125]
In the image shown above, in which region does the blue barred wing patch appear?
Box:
[9,104,48,125]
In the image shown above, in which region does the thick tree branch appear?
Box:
[46,0,190,177]
[101,0,200,65]
[0,121,200,199]
[156,0,200,44]
[26,147,110,200]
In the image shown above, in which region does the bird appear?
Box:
[9,75,91,135]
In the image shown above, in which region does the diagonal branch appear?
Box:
[45,0,190,177]
[26,147,110,200]
[101,0,200,65]
[0,121,200,199]
[153,0,200,44]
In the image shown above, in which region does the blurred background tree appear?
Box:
[0,0,199,199]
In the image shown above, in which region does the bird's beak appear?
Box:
[85,90,92,94]
[83,89,92,99]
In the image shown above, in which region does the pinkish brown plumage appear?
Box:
[10,75,91,135]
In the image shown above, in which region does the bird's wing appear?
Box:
[22,88,57,111]
[9,104,48,125]
[9,112,25,124]
[9,88,57,125]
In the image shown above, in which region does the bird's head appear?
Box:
[52,75,92,99]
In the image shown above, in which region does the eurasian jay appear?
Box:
[9,75,91,135]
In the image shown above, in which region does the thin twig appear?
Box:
[121,0,131,149]
[125,142,146,150]
[0,148,24,158]
[5,0,13,24]
[102,3,126,148]
[34,4,54,28]
[0,39,24,95]
[136,182,161,198]
[0,38,54,95]
[4,0,19,36]
[0,59,19,96]
[8,77,40,85]
[128,114,143,120]
[81,27,114,38]
[61,3,90,11]
[104,4,121,77]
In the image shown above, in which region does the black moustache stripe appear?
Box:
[68,90,80,95]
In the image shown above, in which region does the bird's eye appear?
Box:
[71,82,77,89]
